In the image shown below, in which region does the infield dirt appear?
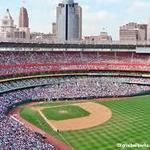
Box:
[33,102,112,131]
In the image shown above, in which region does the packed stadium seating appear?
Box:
[1,76,150,150]
[1,50,150,149]
[0,94,55,149]
[0,117,55,150]
[0,51,150,76]
[1,76,150,94]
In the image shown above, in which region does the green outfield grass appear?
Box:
[20,96,150,150]
[41,105,90,121]
[20,107,63,141]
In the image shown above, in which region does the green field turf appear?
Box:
[20,107,63,141]
[20,96,150,150]
[41,105,90,120]
[33,101,76,107]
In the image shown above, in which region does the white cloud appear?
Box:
[127,0,150,13]
[82,5,116,36]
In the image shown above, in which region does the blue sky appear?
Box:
[0,0,150,40]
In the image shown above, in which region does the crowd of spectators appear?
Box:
[0,117,54,150]
[0,76,150,149]
[0,96,55,150]
[0,51,150,76]
[0,49,150,149]
[1,76,150,94]
[0,77,65,93]
[1,63,150,76]
[0,51,149,65]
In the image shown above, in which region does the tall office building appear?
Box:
[120,22,147,42]
[56,0,82,41]
[18,7,30,39]
[52,22,57,35]
[19,7,29,27]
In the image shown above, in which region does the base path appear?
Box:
[48,102,112,131]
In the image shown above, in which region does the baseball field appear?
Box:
[20,96,150,150]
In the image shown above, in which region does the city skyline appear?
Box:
[0,0,150,40]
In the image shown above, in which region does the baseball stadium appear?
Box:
[0,42,150,150]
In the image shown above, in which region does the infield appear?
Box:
[47,102,112,131]
[41,105,90,121]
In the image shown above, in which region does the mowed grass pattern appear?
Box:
[61,96,150,150]
[41,105,90,120]
[20,96,150,150]
[20,107,63,141]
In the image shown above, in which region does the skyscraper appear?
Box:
[52,22,57,35]
[56,0,82,42]
[19,7,29,28]
[18,7,30,40]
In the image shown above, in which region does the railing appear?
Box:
[1,37,150,45]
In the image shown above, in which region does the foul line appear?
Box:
[39,110,73,149]
[38,110,57,131]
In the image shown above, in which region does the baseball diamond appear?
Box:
[18,96,150,150]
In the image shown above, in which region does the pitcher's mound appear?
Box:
[59,110,68,114]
